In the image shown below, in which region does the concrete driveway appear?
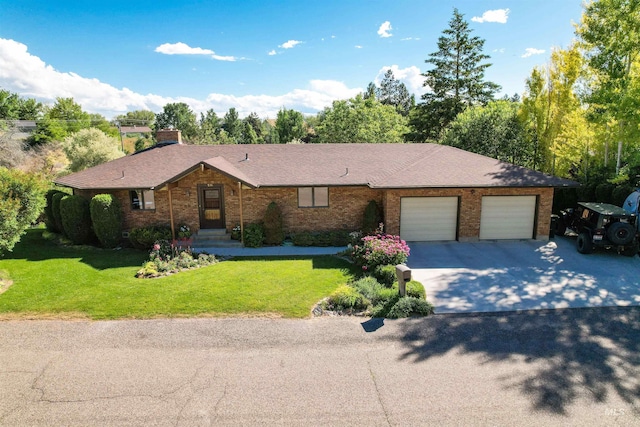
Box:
[407,236,640,314]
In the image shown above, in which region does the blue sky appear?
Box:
[0,0,584,119]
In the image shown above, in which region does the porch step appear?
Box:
[192,229,242,249]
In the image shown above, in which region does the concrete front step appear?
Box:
[193,228,241,248]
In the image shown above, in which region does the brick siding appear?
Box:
[76,168,553,240]
[384,187,553,241]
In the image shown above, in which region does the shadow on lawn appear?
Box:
[3,229,147,270]
[397,307,640,415]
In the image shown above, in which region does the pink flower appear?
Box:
[153,244,161,251]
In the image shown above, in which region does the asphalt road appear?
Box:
[1,308,639,426]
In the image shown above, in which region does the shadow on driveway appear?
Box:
[407,238,640,313]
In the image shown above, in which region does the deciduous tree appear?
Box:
[62,128,124,172]
[154,102,198,142]
[576,0,640,173]
[441,100,533,167]
[0,168,47,253]
[315,95,409,143]
[275,108,306,144]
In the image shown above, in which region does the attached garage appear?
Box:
[400,197,458,241]
[479,195,537,240]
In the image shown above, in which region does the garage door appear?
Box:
[400,197,458,241]
[480,196,537,240]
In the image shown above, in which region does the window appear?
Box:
[130,189,155,210]
[298,187,329,208]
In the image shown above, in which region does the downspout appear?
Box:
[238,181,244,247]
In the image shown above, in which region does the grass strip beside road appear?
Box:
[0,229,354,319]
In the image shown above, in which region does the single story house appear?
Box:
[54,130,576,243]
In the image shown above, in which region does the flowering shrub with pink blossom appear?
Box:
[137,240,217,278]
[350,233,410,271]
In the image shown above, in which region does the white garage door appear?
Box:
[480,196,537,240]
[400,197,458,241]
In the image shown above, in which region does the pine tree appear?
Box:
[409,8,500,142]
[377,70,414,116]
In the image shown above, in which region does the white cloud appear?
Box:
[155,42,214,55]
[377,21,393,38]
[401,37,420,41]
[355,45,363,49]
[493,48,506,54]
[268,50,277,56]
[279,40,302,49]
[0,38,361,119]
[471,9,510,24]
[155,42,237,61]
[521,48,546,58]
[376,65,428,96]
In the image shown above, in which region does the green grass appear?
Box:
[0,229,355,319]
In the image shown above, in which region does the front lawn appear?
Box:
[0,229,355,319]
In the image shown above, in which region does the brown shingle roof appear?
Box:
[54,143,577,190]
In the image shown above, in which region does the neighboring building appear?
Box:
[119,125,152,136]
[54,131,576,242]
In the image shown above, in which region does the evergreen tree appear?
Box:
[377,69,413,116]
[222,107,242,143]
[195,109,221,144]
[409,8,500,142]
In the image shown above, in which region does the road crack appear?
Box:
[367,353,392,426]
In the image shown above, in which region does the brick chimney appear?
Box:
[156,129,182,144]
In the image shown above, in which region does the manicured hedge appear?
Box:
[292,230,350,247]
[263,202,284,245]
[59,195,92,244]
[44,189,65,232]
[90,194,123,248]
[363,200,382,235]
[51,192,67,237]
[129,225,172,250]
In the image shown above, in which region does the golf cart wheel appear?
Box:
[577,232,593,254]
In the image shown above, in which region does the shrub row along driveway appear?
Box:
[408,237,640,314]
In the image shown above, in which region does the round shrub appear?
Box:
[292,231,314,246]
[51,192,66,236]
[351,276,383,302]
[243,222,265,248]
[263,201,284,245]
[373,264,397,287]
[329,230,350,246]
[406,280,426,299]
[612,185,633,207]
[325,285,369,311]
[387,297,434,318]
[59,195,92,244]
[129,225,172,250]
[90,194,122,248]
[363,200,382,235]
[44,189,65,232]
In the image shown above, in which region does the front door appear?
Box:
[198,185,225,229]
